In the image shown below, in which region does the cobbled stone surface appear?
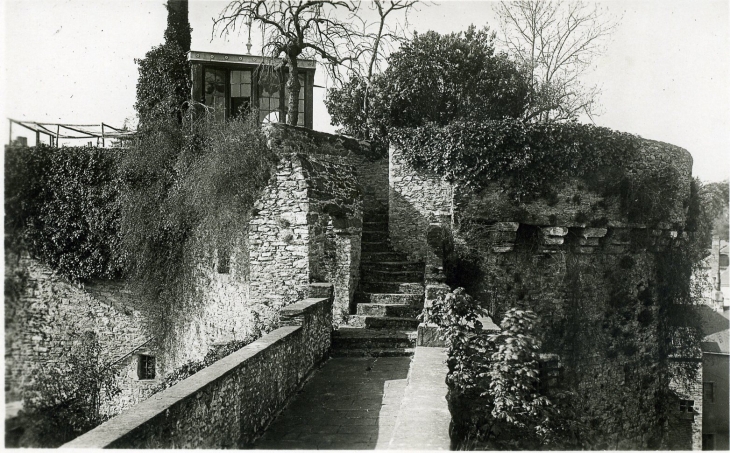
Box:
[254,356,411,450]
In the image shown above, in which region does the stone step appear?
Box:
[331,327,417,350]
[364,213,388,222]
[362,261,424,273]
[356,316,421,330]
[330,347,414,357]
[354,292,424,306]
[361,269,424,283]
[356,303,416,317]
[359,282,425,294]
[363,220,389,231]
[362,231,389,242]
[361,241,391,252]
[361,251,408,262]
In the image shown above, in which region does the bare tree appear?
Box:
[214,1,368,126]
[350,0,421,132]
[494,0,619,122]
[358,0,420,81]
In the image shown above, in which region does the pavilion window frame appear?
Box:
[199,64,309,126]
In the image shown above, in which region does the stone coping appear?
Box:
[62,324,303,449]
[389,346,451,450]
[280,297,330,325]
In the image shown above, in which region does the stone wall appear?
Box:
[161,230,262,373]
[391,135,702,449]
[248,156,311,306]
[389,138,694,261]
[389,145,453,261]
[61,284,334,449]
[6,126,368,418]
[300,155,362,324]
[248,151,363,326]
[668,362,704,450]
[4,255,160,415]
[264,123,388,209]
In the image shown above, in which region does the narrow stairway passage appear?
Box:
[253,356,411,450]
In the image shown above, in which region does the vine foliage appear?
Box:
[4,145,123,282]
[421,289,560,449]
[118,112,278,347]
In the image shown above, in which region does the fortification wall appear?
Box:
[62,284,334,449]
[389,138,693,261]
[390,137,701,449]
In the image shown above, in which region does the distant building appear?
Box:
[12,136,27,147]
[699,305,729,450]
[188,51,316,128]
[701,237,729,313]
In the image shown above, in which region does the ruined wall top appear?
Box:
[456,137,693,230]
[263,123,371,159]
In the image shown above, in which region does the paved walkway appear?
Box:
[254,356,411,449]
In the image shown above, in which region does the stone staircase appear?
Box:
[331,204,425,357]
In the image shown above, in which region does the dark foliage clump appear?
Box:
[4,145,123,282]
[326,25,530,158]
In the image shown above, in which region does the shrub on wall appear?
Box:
[325,26,530,158]
[4,145,123,282]
[393,120,634,197]
[118,112,278,348]
[421,289,567,449]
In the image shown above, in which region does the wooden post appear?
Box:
[8,119,12,145]
[56,125,60,147]
[101,123,105,147]
[35,129,40,146]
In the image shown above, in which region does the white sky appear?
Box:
[2,0,729,181]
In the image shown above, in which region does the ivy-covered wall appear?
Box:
[389,136,693,261]
[389,131,703,449]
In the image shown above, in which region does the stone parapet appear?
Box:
[61,284,334,449]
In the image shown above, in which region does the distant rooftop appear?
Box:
[699,305,730,354]
[188,51,316,69]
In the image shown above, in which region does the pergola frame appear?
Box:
[7,118,134,147]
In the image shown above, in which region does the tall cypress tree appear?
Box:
[135,0,192,125]
[164,0,191,51]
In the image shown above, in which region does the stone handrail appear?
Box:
[62,284,334,449]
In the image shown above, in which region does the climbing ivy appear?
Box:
[135,1,191,125]
[392,119,642,199]
[4,145,123,282]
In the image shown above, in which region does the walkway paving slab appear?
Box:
[388,346,451,450]
[253,356,411,450]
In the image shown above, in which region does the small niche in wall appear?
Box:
[137,354,156,380]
